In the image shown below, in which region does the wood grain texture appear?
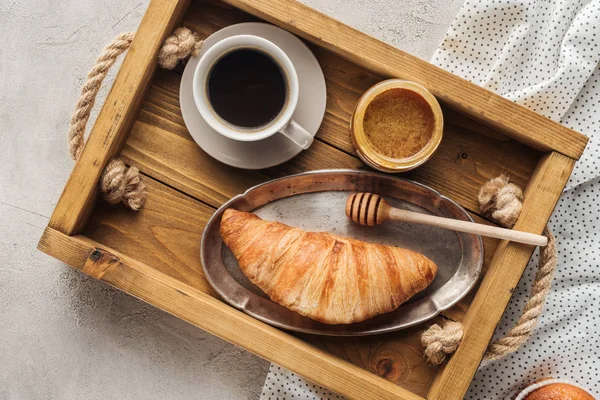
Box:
[123,119,268,207]
[37,227,424,400]
[81,172,498,386]
[127,67,538,217]
[309,46,541,211]
[48,0,191,236]
[300,325,440,397]
[219,0,588,159]
[428,152,576,400]
[164,0,543,213]
[85,175,218,296]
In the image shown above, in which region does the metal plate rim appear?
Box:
[200,169,483,336]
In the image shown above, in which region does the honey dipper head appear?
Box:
[346,193,387,226]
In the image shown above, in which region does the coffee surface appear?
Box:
[208,49,287,128]
[363,89,434,159]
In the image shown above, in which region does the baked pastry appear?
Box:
[220,209,437,324]
[522,380,594,400]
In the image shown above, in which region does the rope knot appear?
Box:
[420,175,555,364]
[100,159,147,210]
[158,27,203,69]
[478,174,523,228]
[421,321,464,365]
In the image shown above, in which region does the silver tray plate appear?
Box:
[201,170,483,336]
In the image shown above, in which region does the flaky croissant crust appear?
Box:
[220,209,437,324]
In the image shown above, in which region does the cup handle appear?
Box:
[279,120,314,150]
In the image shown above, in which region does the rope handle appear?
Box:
[421,175,558,363]
[68,27,202,209]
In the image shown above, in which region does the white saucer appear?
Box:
[180,23,327,169]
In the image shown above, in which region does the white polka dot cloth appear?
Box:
[434,0,600,190]
[261,0,600,398]
[262,365,344,400]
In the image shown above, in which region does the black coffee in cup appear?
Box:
[207,49,287,128]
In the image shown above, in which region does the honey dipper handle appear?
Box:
[389,208,548,246]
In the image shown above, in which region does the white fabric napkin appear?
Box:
[434,0,600,190]
[261,0,600,398]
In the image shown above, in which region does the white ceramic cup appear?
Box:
[193,35,313,149]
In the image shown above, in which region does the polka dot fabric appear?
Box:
[433,1,600,397]
[261,1,600,398]
[433,0,600,189]
[559,66,600,189]
[260,365,344,400]
[470,180,600,398]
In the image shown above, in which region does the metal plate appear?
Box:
[201,170,483,336]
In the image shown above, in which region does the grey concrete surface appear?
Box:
[0,0,463,398]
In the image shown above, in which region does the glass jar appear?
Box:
[350,79,443,173]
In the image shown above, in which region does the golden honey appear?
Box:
[351,80,443,173]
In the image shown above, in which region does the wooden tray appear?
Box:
[38,0,587,399]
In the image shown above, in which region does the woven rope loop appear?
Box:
[68,32,134,161]
[158,26,203,69]
[68,27,201,210]
[421,175,557,364]
[421,321,464,365]
[478,174,523,228]
[100,159,147,210]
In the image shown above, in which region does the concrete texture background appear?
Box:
[0,0,464,398]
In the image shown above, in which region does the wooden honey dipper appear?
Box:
[345,193,547,246]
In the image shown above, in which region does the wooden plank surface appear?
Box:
[83,172,499,393]
[176,0,542,213]
[48,0,191,236]
[308,46,541,211]
[300,327,440,397]
[428,152,576,400]
[218,0,588,159]
[38,227,425,400]
[125,67,539,217]
[85,176,218,296]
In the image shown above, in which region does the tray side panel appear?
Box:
[48,0,191,236]
[219,0,587,159]
[38,227,425,400]
[428,152,575,399]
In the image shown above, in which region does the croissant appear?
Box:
[220,209,437,324]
